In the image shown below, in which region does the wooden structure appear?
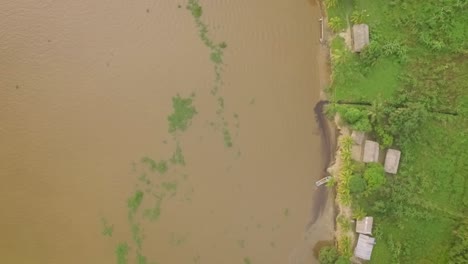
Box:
[384,149,401,174]
[351,131,365,145]
[354,234,376,260]
[352,24,369,52]
[315,176,332,187]
[356,216,373,235]
[363,140,379,163]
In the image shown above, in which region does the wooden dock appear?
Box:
[315,176,332,187]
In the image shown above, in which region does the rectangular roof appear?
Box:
[351,131,365,145]
[363,140,379,163]
[354,234,376,260]
[352,24,369,52]
[384,149,401,174]
[356,216,373,235]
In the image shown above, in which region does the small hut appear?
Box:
[352,24,369,52]
[363,140,379,163]
[356,216,373,235]
[354,234,376,260]
[385,149,401,174]
[351,131,365,145]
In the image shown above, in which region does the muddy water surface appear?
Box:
[0,0,329,263]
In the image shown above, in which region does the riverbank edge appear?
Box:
[316,0,357,261]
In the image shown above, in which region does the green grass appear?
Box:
[335,58,401,101]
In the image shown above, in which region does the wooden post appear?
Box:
[319,17,324,43]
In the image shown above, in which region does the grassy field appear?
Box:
[324,0,468,263]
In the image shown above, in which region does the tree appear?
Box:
[364,163,386,191]
[319,246,339,264]
[349,174,367,194]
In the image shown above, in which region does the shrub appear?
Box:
[349,174,367,194]
[319,246,339,264]
[341,107,372,132]
[325,0,338,9]
[364,163,386,191]
[335,256,351,264]
[351,10,368,24]
[329,17,344,33]
[388,102,429,143]
[352,206,366,220]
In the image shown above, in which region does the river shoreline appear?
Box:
[302,0,341,262]
[307,0,350,260]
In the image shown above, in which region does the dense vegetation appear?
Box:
[324,0,468,263]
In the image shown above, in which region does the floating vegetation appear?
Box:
[101,217,114,237]
[223,128,233,147]
[115,242,129,264]
[170,143,185,165]
[270,241,276,248]
[136,253,147,264]
[186,0,202,18]
[128,190,144,218]
[210,51,223,64]
[141,157,168,174]
[132,223,143,249]
[138,173,152,185]
[144,199,162,222]
[186,0,238,148]
[161,181,178,195]
[283,208,289,217]
[168,95,197,133]
[244,257,252,264]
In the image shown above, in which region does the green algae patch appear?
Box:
[223,128,233,148]
[136,253,147,264]
[170,143,185,165]
[187,0,202,18]
[141,157,168,174]
[115,242,129,264]
[168,95,197,133]
[128,190,144,217]
[161,181,178,195]
[131,223,143,249]
[100,217,114,237]
[144,199,162,222]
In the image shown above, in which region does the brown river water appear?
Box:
[0,0,333,263]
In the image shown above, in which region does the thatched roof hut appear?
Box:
[356,216,373,235]
[385,149,401,174]
[352,24,369,52]
[363,140,379,163]
[354,234,376,260]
